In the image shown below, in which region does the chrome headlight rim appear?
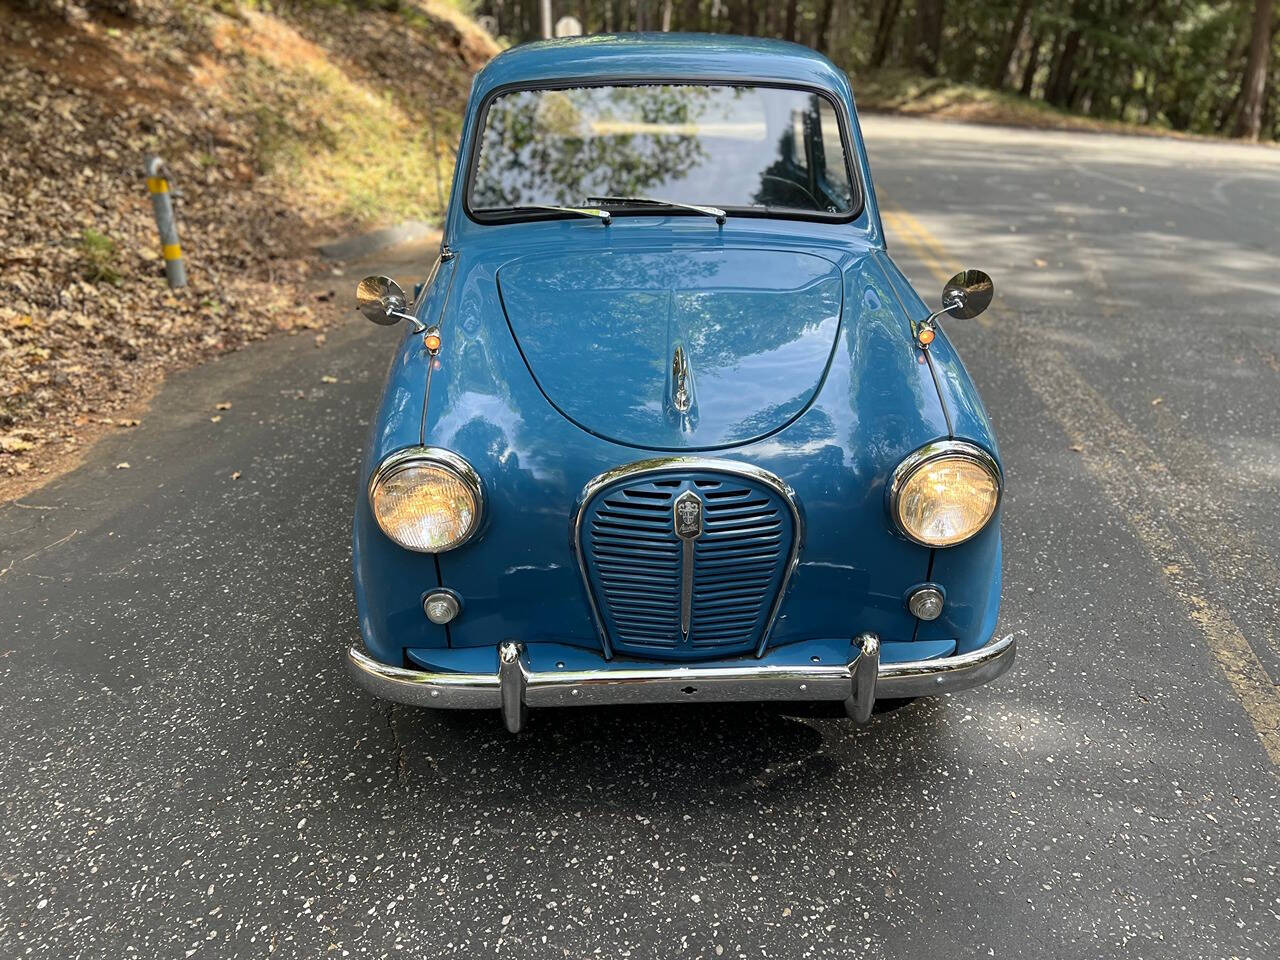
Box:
[887,440,1002,548]
[368,446,485,553]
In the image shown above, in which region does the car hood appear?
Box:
[497,247,844,450]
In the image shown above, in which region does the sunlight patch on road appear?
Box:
[882,204,1280,770]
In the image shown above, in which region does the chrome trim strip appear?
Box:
[569,457,805,660]
[886,439,1003,548]
[672,489,702,639]
[680,539,694,638]
[345,632,1017,732]
[368,446,485,553]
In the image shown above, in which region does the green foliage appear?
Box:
[79,229,122,286]
[473,1,1279,142]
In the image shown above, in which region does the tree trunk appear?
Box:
[784,0,798,41]
[870,0,902,69]
[683,0,700,32]
[1046,28,1082,106]
[1259,68,1276,139]
[1234,0,1275,139]
[914,0,945,76]
[991,0,1032,89]
[1019,27,1043,96]
[815,0,836,54]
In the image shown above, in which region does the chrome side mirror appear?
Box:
[941,269,993,320]
[916,268,993,349]
[356,275,424,331]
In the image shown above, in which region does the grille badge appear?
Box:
[673,491,703,540]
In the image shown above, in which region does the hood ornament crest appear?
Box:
[666,343,698,432]
[670,344,693,414]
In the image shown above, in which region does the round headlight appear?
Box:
[890,442,1001,547]
[369,448,483,553]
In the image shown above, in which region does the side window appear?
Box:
[814,99,852,210]
[790,109,809,172]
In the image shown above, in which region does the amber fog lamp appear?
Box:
[889,441,1001,547]
[369,448,484,553]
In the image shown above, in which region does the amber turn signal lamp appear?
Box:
[424,332,442,352]
[917,326,936,346]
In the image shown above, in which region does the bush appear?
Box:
[79,229,122,285]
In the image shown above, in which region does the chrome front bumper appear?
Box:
[346,632,1016,733]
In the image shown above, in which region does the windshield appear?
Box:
[468,83,857,219]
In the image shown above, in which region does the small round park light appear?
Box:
[423,590,461,625]
[907,586,944,621]
[917,326,936,347]
[424,329,442,353]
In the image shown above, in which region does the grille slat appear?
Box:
[580,468,795,659]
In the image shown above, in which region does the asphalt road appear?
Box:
[2,117,1278,958]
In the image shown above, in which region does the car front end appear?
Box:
[347,36,1014,731]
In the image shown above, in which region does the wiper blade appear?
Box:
[484,203,612,224]
[586,195,726,225]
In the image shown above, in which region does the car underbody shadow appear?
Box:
[374,692,956,811]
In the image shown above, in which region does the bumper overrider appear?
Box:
[346,632,1017,733]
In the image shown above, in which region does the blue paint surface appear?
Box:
[498,248,844,450]
[353,35,1002,672]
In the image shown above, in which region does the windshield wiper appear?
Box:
[586,195,726,225]
[485,203,612,224]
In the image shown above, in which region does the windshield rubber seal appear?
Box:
[461,75,866,227]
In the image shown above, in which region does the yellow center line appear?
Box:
[883,201,1280,769]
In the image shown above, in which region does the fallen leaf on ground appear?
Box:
[210,415,222,423]
[1151,397,1164,405]
[1069,444,1084,452]
[115,462,130,469]
[314,333,327,347]
[321,375,337,383]
[1033,258,1048,268]
[215,402,232,411]
[117,419,140,428]
[231,471,241,480]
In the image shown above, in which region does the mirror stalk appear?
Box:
[390,309,427,334]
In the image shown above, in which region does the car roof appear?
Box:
[472,32,852,101]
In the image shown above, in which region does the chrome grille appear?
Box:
[691,484,785,648]
[578,466,797,660]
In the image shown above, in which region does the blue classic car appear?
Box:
[347,34,1014,732]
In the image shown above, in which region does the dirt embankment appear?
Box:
[0,0,496,500]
